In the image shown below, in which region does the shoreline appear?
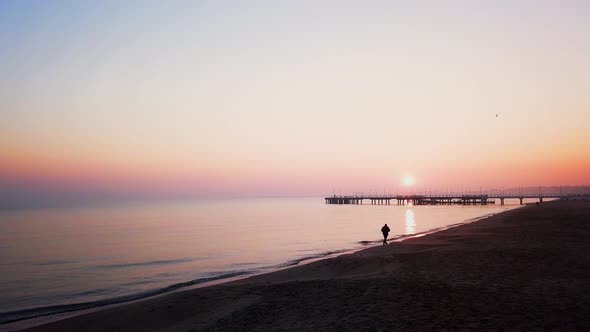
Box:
[14,201,590,330]
[1,208,515,330]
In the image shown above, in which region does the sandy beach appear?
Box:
[22,200,590,331]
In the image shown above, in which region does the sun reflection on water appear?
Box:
[405,209,416,235]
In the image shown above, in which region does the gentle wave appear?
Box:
[271,249,352,268]
[0,270,249,325]
[357,235,404,245]
[0,249,353,325]
[34,259,79,266]
[94,258,203,270]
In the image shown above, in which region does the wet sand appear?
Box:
[23,200,590,331]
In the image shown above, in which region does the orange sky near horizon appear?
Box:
[2,139,588,197]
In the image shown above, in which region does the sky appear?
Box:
[1,0,589,204]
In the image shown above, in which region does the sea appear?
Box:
[0,197,522,327]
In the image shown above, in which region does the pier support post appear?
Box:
[519,198,523,205]
[500,198,505,205]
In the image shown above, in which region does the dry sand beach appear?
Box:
[23,200,590,331]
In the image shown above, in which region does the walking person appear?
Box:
[381,224,390,245]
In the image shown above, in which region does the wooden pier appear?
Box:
[325,194,588,206]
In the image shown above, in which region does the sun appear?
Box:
[403,175,415,187]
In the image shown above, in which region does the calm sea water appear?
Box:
[0,197,518,324]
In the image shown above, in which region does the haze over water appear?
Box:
[0,197,517,322]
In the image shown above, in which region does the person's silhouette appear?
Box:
[381,224,390,245]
